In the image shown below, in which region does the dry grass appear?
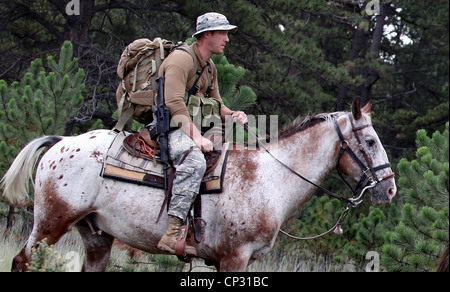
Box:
[1,223,345,272]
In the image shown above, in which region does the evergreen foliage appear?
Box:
[266,123,448,273]
[381,123,449,272]
[213,54,256,111]
[282,195,400,271]
[0,41,85,175]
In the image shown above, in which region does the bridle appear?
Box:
[243,113,395,240]
[244,113,394,206]
[333,113,395,202]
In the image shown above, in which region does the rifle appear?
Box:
[154,76,170,183]
[154,76,172,223]
[154,77,170,157]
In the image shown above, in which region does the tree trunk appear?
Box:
[336,28,366,111]
[64,0,96,45]
[360,2,389,107]
[337,2,390,110]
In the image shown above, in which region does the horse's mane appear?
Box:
[279,112,346,140]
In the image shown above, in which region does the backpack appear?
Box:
[114,37,197,131]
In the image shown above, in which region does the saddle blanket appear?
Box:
[101,131,229,194]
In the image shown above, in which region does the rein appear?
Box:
[243,113,394,241]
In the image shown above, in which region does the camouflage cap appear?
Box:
[193,12,238,37]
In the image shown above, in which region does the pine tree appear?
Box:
[212,52,257,144]
[381,123,449,272]
[287,195,401,271]
[0,41,85,185]
[212,53,256,111]
[341,205,400,271]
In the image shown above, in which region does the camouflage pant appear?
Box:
[167,129,206,221]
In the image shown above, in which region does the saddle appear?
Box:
[123,129,160,161]
[102,131,229,193]
[122,129,223,177]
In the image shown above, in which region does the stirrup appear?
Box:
[175,224,196,262]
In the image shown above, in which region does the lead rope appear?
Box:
[278,182,376,241]
[279,207,350,240]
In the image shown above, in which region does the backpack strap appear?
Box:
[175,45,198,83]
[112,104,135,133]
[113,81,134,133]
[205,64,212,97]
[185,65,207,107]
[173,44,210,105]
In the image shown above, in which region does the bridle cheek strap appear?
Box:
[333,115,394,195]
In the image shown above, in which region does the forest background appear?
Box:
[0,0,448,272]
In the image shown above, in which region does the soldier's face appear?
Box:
[205,31,230,55]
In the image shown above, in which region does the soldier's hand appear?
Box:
[196,137,214,153]
[181,121,214,153]
[201,138,214,153]
[232,111,248,125]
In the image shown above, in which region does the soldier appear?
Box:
[157,12,247,256]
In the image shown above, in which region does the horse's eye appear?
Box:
[366,139,376,147]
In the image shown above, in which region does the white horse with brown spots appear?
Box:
[2,99,396,271]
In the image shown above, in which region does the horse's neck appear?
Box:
[231,121,340,221]
[278,120,339,178]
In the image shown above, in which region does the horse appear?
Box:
[1,98,396,272]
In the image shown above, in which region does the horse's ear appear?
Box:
[352,97,362,120]
[362,100,372,114]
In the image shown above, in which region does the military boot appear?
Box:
[157,216,197,256]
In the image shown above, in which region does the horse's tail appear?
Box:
[1,136,62,204]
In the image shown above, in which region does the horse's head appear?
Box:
[335,98,396,205]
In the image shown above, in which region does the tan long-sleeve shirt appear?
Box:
[158,42,224,125]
